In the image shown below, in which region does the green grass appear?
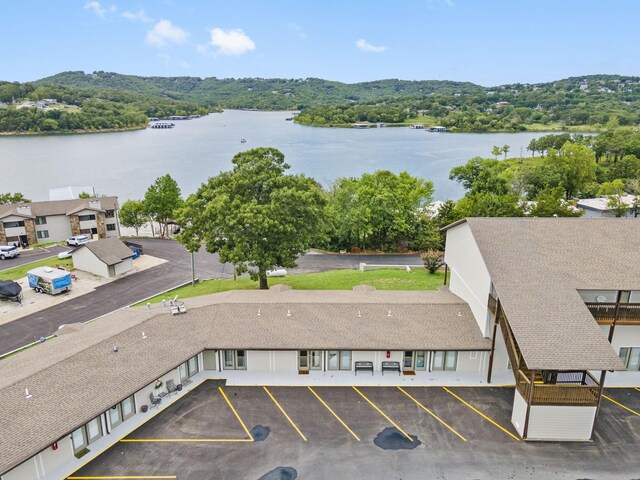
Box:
[0,256,74,280]
[139,268,445,305]
[402,115,437,125]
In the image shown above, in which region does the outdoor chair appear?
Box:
[166,379,179,397]
[149,391,162,409]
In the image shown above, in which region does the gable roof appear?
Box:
[0,197,117,219]
[448,217,635,371]
[75,237,134,265]
[0,288,487,474]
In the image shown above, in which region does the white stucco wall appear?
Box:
[39,436,73,474]
[248,350,271,370]
[72,247,109,277]
[36,215,72,242]
[2,215,26,239]
[113,258,133,276]
[608,325,640,355]
[511,388,528,437]
[273,351,298,372]
[1,457,39,480]
[444,222,493,336]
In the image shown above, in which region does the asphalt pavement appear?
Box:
[0,238,421,356]
[0,244,68,272]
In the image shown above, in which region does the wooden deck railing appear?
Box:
[516,370,600,407]
[586,302,640,325]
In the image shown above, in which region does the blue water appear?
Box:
[0,110,546,202]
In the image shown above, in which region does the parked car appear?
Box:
[57,250,73,259]
[266,267,287,277]
[0,245,20,260]
[66,235,89,247]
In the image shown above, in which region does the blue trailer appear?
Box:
[27,267,73,295]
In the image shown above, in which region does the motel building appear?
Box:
[1,218,639,479]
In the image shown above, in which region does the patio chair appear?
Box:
[149,391,162,409]
[166,379,179,397]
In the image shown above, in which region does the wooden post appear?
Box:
[487,301,500,384]
[590,370,607,440]
[608,291,623,342]
[443,264,448,286]
[522,369,536,440]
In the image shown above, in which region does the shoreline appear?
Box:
[0,125,147,137]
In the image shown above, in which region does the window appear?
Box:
[37,230,49,239]
[71,416,103,455]
[71,427,88,455]
[3,221,24,228]
[86,417,102,443]
[109,395,135,429]
[79,214,96,221]
[180,355,200,380]
[327,350,351,370]
[105,209,115,218]
[298,351,322,371]
[619,347,640,371]
[106,223,116,231]
[35,216,47,225]
[432,351,458,371]
[415,351,427,370]
[223,350,247,370]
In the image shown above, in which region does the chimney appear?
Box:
[16,205,32,217]
[88,199,101,210]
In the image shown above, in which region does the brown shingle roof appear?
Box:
[0,196,118,219]
[453,217,636,371]
[76,237,134,265]
[0,289,487,474]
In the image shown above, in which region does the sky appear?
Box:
[2,0,639,86]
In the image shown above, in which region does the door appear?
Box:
[298,351,309,372]
[403,351,415,371]
[203,349,217,370]
[19,234,28,247]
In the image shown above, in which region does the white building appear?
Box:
[71,237,134,278]
[0,197,120,246]
[576,194,639,218]
[0,217,639,479]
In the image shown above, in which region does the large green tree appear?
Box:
[544,143,597,198]
[118,200,149,236]
[0,192,30,204]
[144,174,183,238]
[177,148,326,289]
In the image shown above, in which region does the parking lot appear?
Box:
[69,381,640,479]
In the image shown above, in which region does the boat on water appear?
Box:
[285,117,293,121]
[240,139,247,143]
[149,121,175,129]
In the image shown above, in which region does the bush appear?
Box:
[420,250,443,274]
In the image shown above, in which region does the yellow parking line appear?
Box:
[307,387,361,441]
[635,387,640,393]
[120,438,253,442]
[397,387,466,442]
[263,386,307,441]
[442,387,520,441]
[218,386,254,440]
[603,394,640,417]
[352,386,413,442]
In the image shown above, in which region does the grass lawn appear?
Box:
[402,115,437,125]
[140,268,445,305]
[0,256,74,280]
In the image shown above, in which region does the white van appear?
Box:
[66,235,89,247]
[0,245,20,260]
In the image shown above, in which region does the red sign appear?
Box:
[52,442,58,451]
[386,351,391,359]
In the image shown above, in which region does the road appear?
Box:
[0,238,421,355]
[0,244,68,272]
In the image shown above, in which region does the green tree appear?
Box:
[544,143,597,198]
[177,148,326,289]
[449,157,511,195]
[597,179,625,196]
[491,145,501,159]
[454,192,524,218]
[529,185,583,217]
[118,200,149,236]
[0,192,31,204]
[502,144,510,159]
[607,195,630,217]
[144,174,183,238]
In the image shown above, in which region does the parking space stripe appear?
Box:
[120,438,253,442]
[442,387,520,441]
[307,387,361,441]
[263,386,308,441]
[635,387,640,393]
[603,394,640,417]
[352,386,413,442]
[397,387,467,442]
[218,386,254,440]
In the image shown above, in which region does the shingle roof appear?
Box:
[0,197,117,218]
[76,237,134,265]
[451,217,637,371]
[0,288,487,474]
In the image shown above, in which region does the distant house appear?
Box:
[71,237,134,278]
[576,195,639,218]
[0,197,120,246]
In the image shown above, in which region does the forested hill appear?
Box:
[2,71,640,133]
[35,71,483,109]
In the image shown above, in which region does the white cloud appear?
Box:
[146,20,189,47]
[355,39,387,53]
[179,61,190,69]
[209,28,256,56]
[84,1,106,18]
[122,8,152,23]
[157,53,171,67]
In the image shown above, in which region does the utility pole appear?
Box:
[191,251,195,286]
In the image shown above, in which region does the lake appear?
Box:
[0,110,548,202]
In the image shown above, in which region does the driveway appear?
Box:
[0,239,422,356]
[0,244,68,271]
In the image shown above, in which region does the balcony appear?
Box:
[586,302,640,325]
[516,370,601,407]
